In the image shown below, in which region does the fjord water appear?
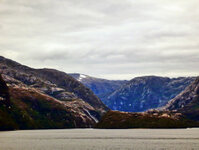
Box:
[0,129,199,150]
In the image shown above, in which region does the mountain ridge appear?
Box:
[69,73,195,113]
[69,73,127,101]
[105,76,195,112]
[96,77,199,129]
[0,56,109,130]
[0,56,108,113]
[163,76,199,121]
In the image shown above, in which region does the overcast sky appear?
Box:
[0,0,199,79]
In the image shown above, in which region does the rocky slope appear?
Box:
[69,73,127,101]
[0,56,109,130]
[0,56,108,114]
[164,77,199,121]
[0,75,98,130]
[105,76,195,112]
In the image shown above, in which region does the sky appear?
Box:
[0,0,199,80]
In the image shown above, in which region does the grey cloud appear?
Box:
[0,0,199,79]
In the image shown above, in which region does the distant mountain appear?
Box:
[164,77,199,121]
[96,77,199,129]
[105,76,195,112]
[69,73,127,101]
[0,56,109,130]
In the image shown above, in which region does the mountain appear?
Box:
[105,76,195,112]
[0,74,99,130]
[0,56,109,130]
[164,77,199,121]
[0,56,108,113]
[96,77,199,129]
[69,73,127,101]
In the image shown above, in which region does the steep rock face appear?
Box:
[105,76,195,112]
[0,56,108,115]
[69,73,127,102]
[164,77,199,120]
[0,74,10,106]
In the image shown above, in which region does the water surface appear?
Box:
[0,128,199,150]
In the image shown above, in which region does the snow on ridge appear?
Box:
[78,74,87,81]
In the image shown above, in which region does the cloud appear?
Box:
[0,0,199,79]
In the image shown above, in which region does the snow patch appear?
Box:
[78,74,87,81]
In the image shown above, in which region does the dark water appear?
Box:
[0,128,199,150]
